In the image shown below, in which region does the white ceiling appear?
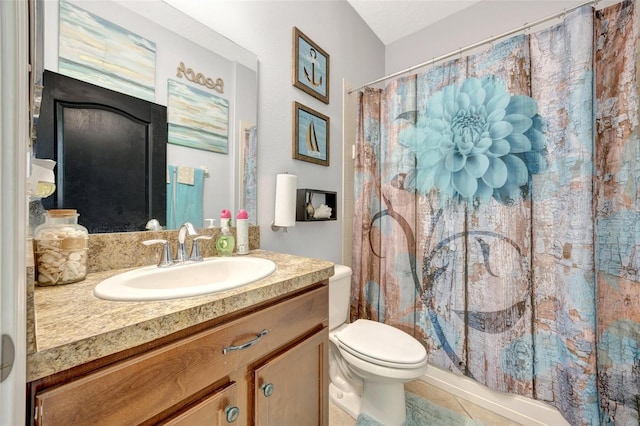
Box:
[346,0,484,45]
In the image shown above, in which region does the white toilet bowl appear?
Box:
[329,265,428,426]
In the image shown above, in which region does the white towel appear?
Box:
[177,166,195,185]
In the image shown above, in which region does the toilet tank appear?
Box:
[329,264,353,330]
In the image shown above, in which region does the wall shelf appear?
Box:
[296,189,337,221]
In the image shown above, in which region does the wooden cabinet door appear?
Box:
[253,328,328,426]
[161,381,240,426]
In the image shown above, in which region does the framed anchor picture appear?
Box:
[293,101,330,166]
[293,27,330,104]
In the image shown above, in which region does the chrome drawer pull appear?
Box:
[223,329,268,354]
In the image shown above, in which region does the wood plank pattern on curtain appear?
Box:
[352,2,639,424]
[529,6,597,423]
[595,1,640,425]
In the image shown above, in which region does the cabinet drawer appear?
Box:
[34,285,328,426]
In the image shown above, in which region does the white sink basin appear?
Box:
[94,257,277,301]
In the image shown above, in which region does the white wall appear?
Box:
[342,81,357,268]
[164,0,384,264]
[42,0,384,260]
[385,0,590,77]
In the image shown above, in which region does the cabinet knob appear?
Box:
[261,382,274,397]
[225,405,240,423]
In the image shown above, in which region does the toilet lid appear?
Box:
[336,319,427,368]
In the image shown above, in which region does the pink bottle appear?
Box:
[236,209,249,255]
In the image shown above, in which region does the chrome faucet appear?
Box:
[176,222,198,263]
[143,222,212,267]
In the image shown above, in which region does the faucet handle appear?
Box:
[142,239,173,267]
[190,236,212,262]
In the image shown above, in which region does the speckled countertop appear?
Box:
[27,250,334,382]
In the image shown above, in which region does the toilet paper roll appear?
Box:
[274,174,297,227]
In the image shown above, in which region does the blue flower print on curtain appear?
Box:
[399,76,547,205]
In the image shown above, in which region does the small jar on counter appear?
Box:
[34,209,88,286]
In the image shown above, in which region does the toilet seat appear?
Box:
[336,319,427,369]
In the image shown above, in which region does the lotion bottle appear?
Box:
[215,225,235,256]
[236,209,249,255]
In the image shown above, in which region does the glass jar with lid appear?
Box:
[34,209,88,285]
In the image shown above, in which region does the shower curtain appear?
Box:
[241,126,258,223]
[352,1,639,424]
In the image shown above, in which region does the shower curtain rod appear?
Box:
[347,0,599,94]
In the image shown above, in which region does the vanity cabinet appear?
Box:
[28,284,329,426]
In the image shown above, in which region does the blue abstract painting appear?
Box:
[167,80,229,154]
[58,0,156,102]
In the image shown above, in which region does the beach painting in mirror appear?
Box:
[167,79,229,154]
[58,0,156,102]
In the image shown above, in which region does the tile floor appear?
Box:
[329,380,522,425]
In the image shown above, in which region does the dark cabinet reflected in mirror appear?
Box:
[35,71,167,233]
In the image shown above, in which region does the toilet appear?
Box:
[329,264,428,426]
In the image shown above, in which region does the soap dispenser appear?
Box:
[220,209,232,228]
[215,225,235,256]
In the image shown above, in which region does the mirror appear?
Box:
[36,0,258,232]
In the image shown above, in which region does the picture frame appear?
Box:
[292,27,330,104]
[59,0,157,102]
[167,79,229,154]
[293,101,330,166]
